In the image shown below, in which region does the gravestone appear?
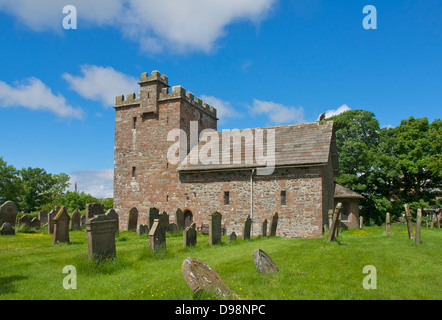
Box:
[209,211,222,245]
[269,212,278,237]
[386,212,391,236]
[30,217,41,229]
[85,203,104,220]
[137,224,149,236]
[228,231,237,242]
[328,209,333,231]
[0,222,15,236]
[149,219,166,253]
[415,209,422,245]
[262,219,268,237]
[47,210,56,234]
[0,201,18,227]
[327,203,342,243]
[148,207,160,230]
[242,215,252,240]
[38,210,48,225]
[359,216,364,229]
[253,249,279,274]
[183,223,197,248]
[105,209,119,234]
[86,214,117,261]
[70,210,81,230]
[159,211,169,233]
[18,215,31,228]
[80,214,86,227]
[181,257,238,299]
[176,208,185,231]
[404,204,414,240]
[53,207,70,244]
[127,207,138,231]
[168,223,178,233]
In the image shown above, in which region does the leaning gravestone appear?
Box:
[70,210,81,230]
[262,219,268,237]
[53,207,70,244]
[176,208,185,231]
[38,210,48,225]
[18,215,31,228]
[183,223,197,248]
[137,224,149,236]
[85,203,105,221]
[253,249,279,274]
[181,257,238,299]
[0,201,18,227]
[269,212,278,237]
[228,231,237,242]
[327,203,342,243]
[209,212,222,245]
[127,207,138,231]
[148,207,160,230]
[404,204,414,240]
[105,209,119,234]
[86,214,117,261]
[30,217,41,230]
[149,219,166,253]
[242,215,252,240]
[0,222,15,236]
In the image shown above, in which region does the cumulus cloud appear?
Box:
[0,0,276,53]
[0,77,84,119]
[68,168,114,198]
[249,99,305,125]
[62,65,139,107]
[200,95,244,123]
[320,104,351,120]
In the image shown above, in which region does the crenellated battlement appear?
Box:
[114,71,217,118]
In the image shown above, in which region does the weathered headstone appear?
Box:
[176,208,185,231]
[47,210,56,234]
[80,214,86,227]
[18,215,31,228]
[386,212,391,236]
[30,217,41,229]
[243,215,252,240]
[85,203,104,221]
[0,201,18,227]
[105,209,119,234]
[262,219,268,237]
[53,207,70,244]
[415,209,422,245]
[70,210,81,230]
[86,214,117,261]
[137,224,149,236]
[183,223,197,248]
[228,231,237,242]
[209,211,222,245]
[148,207,160,230]
[328,209,333,231]
[404,204,414,240]
[253,249,279,274]
[149,219,166,253]
[127,207,138,231]
[181,257,238,299]
[359,216,364,229]
[269,212,278,237]
[159,211,169,233]
[38,210,48,225]
[0,222,15,236]
[168,223,178,233]
[327,203,342,243]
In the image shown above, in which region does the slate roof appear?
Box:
[334,183,365,199]
[177,121,338,173]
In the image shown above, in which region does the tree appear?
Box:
[0,157,21,204]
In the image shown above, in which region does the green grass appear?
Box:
[0,223,441,300]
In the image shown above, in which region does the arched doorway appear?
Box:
[183,209,193,228]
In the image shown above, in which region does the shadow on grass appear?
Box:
[0,275,29,295]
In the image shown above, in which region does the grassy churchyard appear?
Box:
[0,222,441,300]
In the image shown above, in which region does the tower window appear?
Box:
[281,191,287,206]
[132,167,136,178]
[224,191,230,205]
[133,117,137,129]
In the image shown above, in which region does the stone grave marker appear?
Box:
[168,223,178,233]
[269,212,278,237]
[86,214,117,261]
[359,216,364,229]
[18,215,31,228]
[148,207,160,230]
[0,201,18,227]
[30,217,41,229]
[328,209,333,231]
[415,209,422,245]
[127,207,138,231]
[262,219,268,237]
[183,223,197,248]
[159,211,169,233]
[149,219,166,253]
[404,204,414,240]
[80,214,86,227]
[38,210,48,225]
[137,224,149,236]
[176,208,185,231]
[228,231,237,242]
[53,207,70,244]
[253,249,279,274]
[181,257,238,299]
[47,210,56,234]
[386,212,391,236]
[0,222,15,236]
[242,215,252,240]
[327,203,342,243]
[85,203,104,221]
[209,211,222,245]
[105,209,119,234]
[70,210,81,230]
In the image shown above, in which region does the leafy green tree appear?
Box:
[0,157,21,204]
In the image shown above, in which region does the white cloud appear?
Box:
[200,95,244,123]
[69,168,114,198]
[62,65,139,107]
[249,99,305,125]
[0,77,84,119]
[0,0,276,53]
[320,104,351,119]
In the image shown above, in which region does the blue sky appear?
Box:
[0,0,440,198]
